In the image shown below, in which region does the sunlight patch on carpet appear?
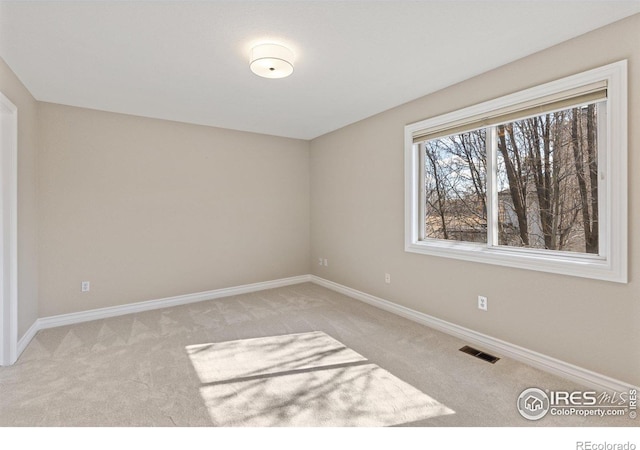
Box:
[187,331,454,426]
[186,331,366,384]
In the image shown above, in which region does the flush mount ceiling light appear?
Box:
[249,43,294,79]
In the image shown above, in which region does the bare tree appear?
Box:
[425,143,449,239]
[424,131,486,242]
[424,104,599,254]
[499,106,599,253]
[497,124,529,246]
[571,105,599,253]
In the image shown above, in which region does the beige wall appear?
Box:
[0,57,39,339]
[310,14,640,386]
[38,104,310,317]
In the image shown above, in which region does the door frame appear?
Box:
[0,91,18,366]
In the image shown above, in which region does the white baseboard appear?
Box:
[310,275,638,394]
[15,274,311,359]
[14,272,637,394]
[17,320,40,357]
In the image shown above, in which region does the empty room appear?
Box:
[0,0,639,445]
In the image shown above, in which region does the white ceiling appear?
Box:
[1,1,639,140]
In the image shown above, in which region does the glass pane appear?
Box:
[424,130,487,243]
[496,103,600,254]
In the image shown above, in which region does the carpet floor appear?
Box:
[0,282,633,426]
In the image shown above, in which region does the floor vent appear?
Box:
[459,345,500,364]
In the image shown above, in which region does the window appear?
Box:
[405,61,627,283]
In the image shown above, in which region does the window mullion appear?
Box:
[486,126,498,248]
[418,142,426,241]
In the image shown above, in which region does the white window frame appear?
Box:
[404,61,627,283]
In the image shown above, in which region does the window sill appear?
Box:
[405,240,625,283]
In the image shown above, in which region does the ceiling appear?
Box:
[1,1,639,140]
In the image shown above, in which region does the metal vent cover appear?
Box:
[459,345,500,364]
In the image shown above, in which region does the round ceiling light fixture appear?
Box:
[249,43,294,79]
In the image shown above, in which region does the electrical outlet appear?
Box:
[385,273,391,284]
[323,259,328,267]
[81,281,90,292]
[318,257,323,266]
[478,295,488,311]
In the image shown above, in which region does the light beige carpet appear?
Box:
[189,332,454,426]
[1,283,634,426]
